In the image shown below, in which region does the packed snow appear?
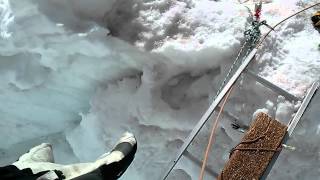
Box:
[0,0,319,179]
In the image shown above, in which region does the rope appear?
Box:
[228,118,272,158]
[257,2,320,48]
[221,117,282,180]
[237,0,250,4]
[198,2,320,180]
[240,117,272,144]
[198,86,234,180]
[230,147,282,154]
[222,146,283,179]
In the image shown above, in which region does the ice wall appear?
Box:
[0,1,246,179]
[0,0,148,159]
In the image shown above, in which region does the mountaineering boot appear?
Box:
[0,132,137,180]
[72,132,137,180]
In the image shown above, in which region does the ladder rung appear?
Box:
[245,70,300,102]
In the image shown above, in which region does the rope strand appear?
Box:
[198,86,234,180]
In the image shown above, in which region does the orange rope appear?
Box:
[198,86,234,180]
[237,0,250,4]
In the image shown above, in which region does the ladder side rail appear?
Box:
[287,81,319,136]
[261,82,319,180]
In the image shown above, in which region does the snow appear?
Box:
[259,16,320,97]
[0,0,13,38]
[0,0,319,180]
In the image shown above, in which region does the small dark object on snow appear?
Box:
[231,122,249,133]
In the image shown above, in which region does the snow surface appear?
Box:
[0,0,319,179]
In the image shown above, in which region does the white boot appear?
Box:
[13,143,54,165]
[11,132,137,180]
